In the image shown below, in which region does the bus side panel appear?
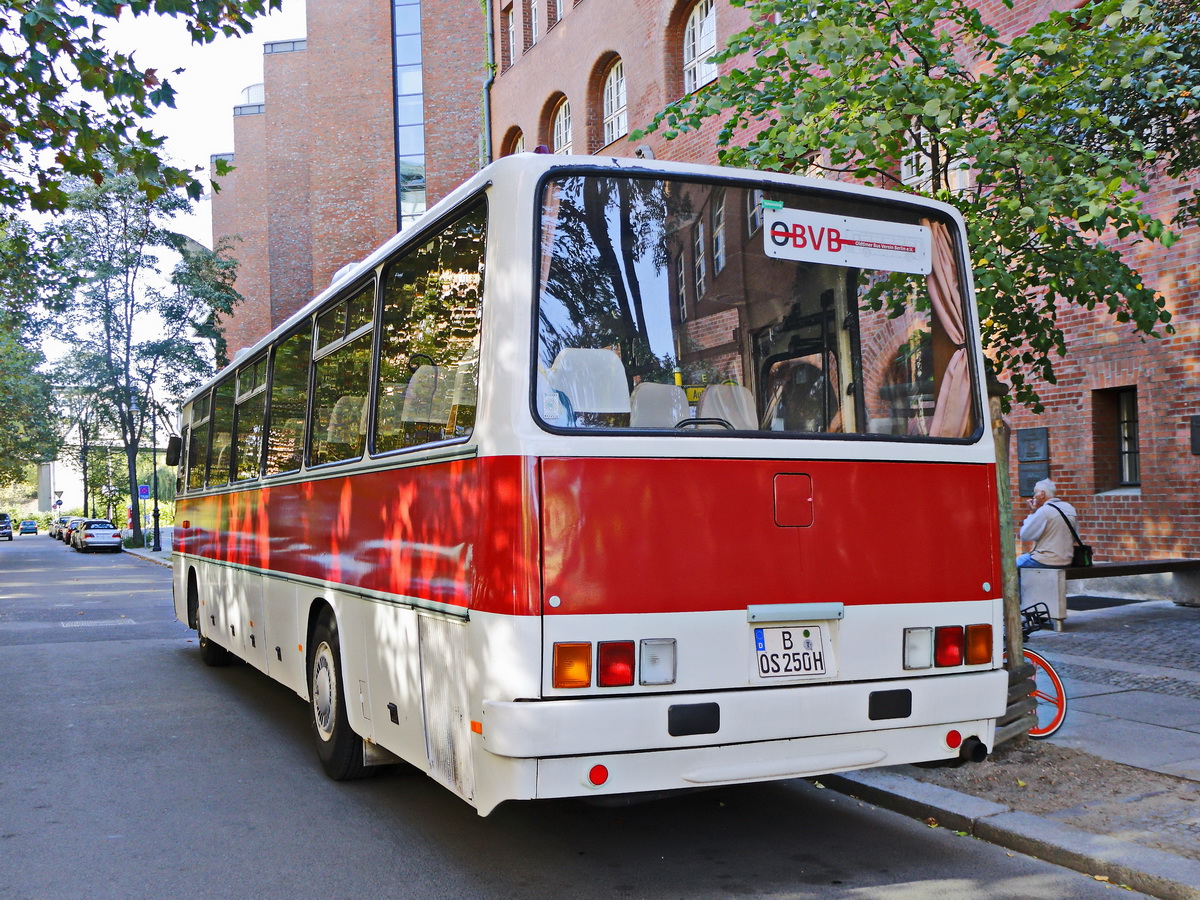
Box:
[539,457,1000,616]
[173,455,540,618]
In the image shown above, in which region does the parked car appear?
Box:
[72,520,123,553]
[49,516,70,539]
[62,516,85,544]
[18,520,37,535]
[0,513,11,541]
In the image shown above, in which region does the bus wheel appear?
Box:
[197,607,231,667]
[309,612,368,781]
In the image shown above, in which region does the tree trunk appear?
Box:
[126,443,142,545]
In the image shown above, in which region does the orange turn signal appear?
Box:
[965,623,993,665]
[553,642,592,688]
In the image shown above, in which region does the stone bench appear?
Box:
[1020,559,1200,630]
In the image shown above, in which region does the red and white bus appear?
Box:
[173,154,1006,815]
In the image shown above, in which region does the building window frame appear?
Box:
[692,221,706,300]
[602,59,628,146]
[1117,387,1141,487]
[712,191,726,274]
[683,0,717,95]
[552,99,572,154]
[504,5,516,66]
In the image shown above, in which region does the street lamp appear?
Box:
[150,395,161,553]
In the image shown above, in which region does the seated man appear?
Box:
[1016,478,1078,568]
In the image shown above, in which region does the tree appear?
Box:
[0,321,58,485]
[0,0,281,214]
[51,173,242,542]
[636,0,1198,409]
[0,217,64,483]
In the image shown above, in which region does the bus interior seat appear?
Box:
[548,348,631,426]
[376,386,405,436]
[401,365,441,425]
[536,367,574,426]
[327,395,366,444]
[445,358,478,433]
[630,382,690,428]
[697,383,758,431]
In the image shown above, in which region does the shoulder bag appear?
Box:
[1047,501,1092,567]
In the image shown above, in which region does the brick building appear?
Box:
[487,0,1198,562]
[213,0,487,357]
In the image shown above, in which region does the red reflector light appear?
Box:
[934,626,964,667]
[597,641,635,687]
[965,623,992,665]
[588,764,609,786]
[946,729,963,749]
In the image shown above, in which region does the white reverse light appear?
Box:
[903,627,933,670]
[639,638,676,685]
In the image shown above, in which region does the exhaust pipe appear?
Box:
[959,736,988,764]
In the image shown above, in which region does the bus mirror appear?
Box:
[165,435,182,466]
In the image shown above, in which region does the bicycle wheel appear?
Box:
[1024,648,1068,738]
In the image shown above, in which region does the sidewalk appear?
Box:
[829,597,1200,899]
[123,526,174,568]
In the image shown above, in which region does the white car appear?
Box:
[72,520,124,553]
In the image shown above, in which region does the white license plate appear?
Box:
[754,625,829,678]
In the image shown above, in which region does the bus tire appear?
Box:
[197,608,232,667]
[309,611,369,781]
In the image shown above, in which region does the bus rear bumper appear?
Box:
[471,670,1006,812]
[529,717,996,804]
[480,669,1006,759]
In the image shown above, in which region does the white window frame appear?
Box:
[676,254,688,321]
[530,0,540,46]
[683,0,717,94]
[746,188,762,235]
[901,126,932,186]
[505,6,516,65]
[692,221,706,299]
[602,60,628,146]
[552,99,572,154]
[712,192,726,274]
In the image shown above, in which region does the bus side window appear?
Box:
[373,201,487,455]
[265,328,311,476]
[207,377,235,488]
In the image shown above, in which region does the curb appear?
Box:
[823,769,1200,900]
[124,548,173,569]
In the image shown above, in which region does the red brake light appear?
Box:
[597,641,635,687]
[934,626,964,667]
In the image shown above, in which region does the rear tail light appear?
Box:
[965,624,993,665]
[553,638,680,689]
[597,641,635,687]
[934,626,965,667]
[552,642,591,688]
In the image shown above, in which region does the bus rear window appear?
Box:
[534,174,979,440]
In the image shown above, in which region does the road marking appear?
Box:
[60,619,138,628]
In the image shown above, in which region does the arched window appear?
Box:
[552,99,572,154]
[503,129,525,156]
[602,59,628,146]
[683,0,717,94]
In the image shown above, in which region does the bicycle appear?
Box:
[1019,602,1069,738]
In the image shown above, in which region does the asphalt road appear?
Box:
[0,533,1147,899]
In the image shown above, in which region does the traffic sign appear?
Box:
[138,484,150,500]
